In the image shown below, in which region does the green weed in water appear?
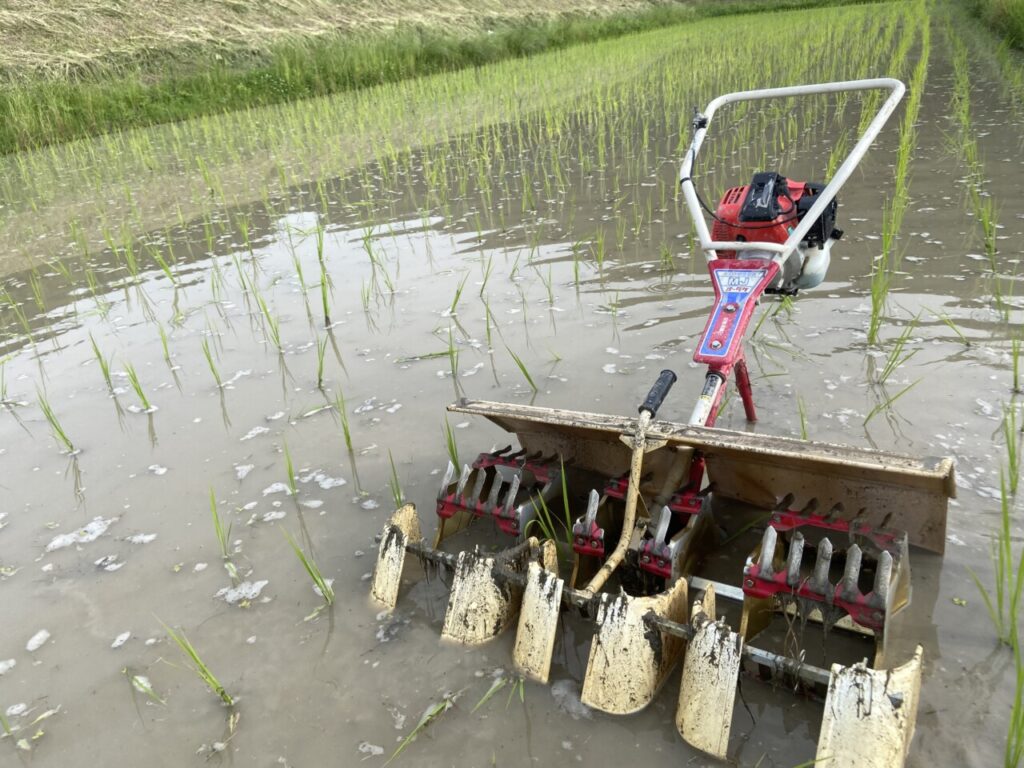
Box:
[210,488,232,560]
[160,621,234,707]
[968,472,1024,648]
[282,527,334,607]
[388,449,403,509]
[862,379,920,426]
[202,338,222,388]
[37,388,75,453]
[283,439,298,495]
[316,336,328,390]
[124,362,153,411]
[333,389,353,453]
[505,346,538,393]
[443,415,460,471]
[89,333,114,392]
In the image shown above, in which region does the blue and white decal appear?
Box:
[697,268,767,359]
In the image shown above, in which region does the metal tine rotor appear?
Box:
[809,537,833,595]
[872,550,893,609]
[840,543,862,602]
[757,525,778,579]
[786,531,805,587]
[437,461,456,500]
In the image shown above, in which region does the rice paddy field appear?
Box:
[1,1,1023,765]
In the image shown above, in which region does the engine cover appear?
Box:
[709,173,840,294]
[711,174,838,259]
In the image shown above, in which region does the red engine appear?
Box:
[711,172,838,258]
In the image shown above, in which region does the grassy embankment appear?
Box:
[965,0,1024,47]
[0,0,886,154]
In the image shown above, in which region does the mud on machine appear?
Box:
[370,79,955,766]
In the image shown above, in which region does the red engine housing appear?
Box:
[711,180,816,258]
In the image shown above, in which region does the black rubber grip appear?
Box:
[639,370,677,417]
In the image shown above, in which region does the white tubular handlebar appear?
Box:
[679,78,906,264]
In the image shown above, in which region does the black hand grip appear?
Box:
[639,370,677,417]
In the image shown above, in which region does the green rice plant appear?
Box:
[447,328,459,383]
[479,255,494,297]
[443,415,459,470]
[505,346,538,393]
[471,675,509,714]
[333,389,353,453]
[282,527,334,607]
[1007,644,1024,768]
[210,488,232,560]
[387,691,459,766]
[158,323,172,365]
[967,472,1024,648]
[160,621,234,707]
[319,264,331,327]
[123,668,166,706]
[797,394,808,440]
[316,336,328,390]
[448,273,469,317]
[37,388,75,453]
[89,333,114,392]
[256,294,283,352]
[937,312,970,346]
[201,338,222,388]
[283,439,298,495]
[388,449,403,509]
[1004,404,1021,495]
[124,363,153,411]
[1014,335,1022,393]
[862,379,920,426]
[877,316,919,385]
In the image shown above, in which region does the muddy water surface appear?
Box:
[0,12,1022,768]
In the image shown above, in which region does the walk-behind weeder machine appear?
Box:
[371,80,955,765]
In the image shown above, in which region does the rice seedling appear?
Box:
[89,333,114,392]
[797,395,808,440]
[443,415,459,470]
[201,338,223,388]
[1004,403,1021,494]
[160,621,234,707]
[256,293,283,352]
[967,472,1024,648]
[448,273,469,317]
[471,675,509,714]
[158,323,172,365]
[282,527,334,607]
[123,668,166,706]
[210,488,232,561]
[388,449,403,509]
[1014,335,1022,393]
[316,336,328,389]
[1007,645,1024,768]
[283,439,298,495]
[447,327,460,383]
[37,388,75,453]
[862,379,920,426]
[936,312,970,346]
[333,389,354,453]
[387,690,461,766]
[124,363,153,411]
[877,317,919,385]
[319,265,331,327]
[506,346,538,393]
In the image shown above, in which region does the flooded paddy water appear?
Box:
[0,2,1022,766]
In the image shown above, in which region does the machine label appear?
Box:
[694,262,777,364]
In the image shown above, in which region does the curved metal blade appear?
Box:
[512,551,563,683]
[370,504,423,610]
[580,577,688,715]
[676,585,743,760]
[815,646,924,767]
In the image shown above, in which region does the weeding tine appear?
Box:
[504,471,522,515]
[840,543,862,601]
[786,532,805,587]
[584,488,599,526]
[456,463,472,502]
[485,473,504,512]
[811,537,833,594]
[469,468,487,506]
[757,526,778,578]
[438,461,456,500]
[873,549,893,609]
[653,505,672,546]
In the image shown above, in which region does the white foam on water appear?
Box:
[215,579,269,604]
[45,517,117,552]
[26,629,50,652]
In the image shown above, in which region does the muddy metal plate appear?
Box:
[448,400,954,553]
